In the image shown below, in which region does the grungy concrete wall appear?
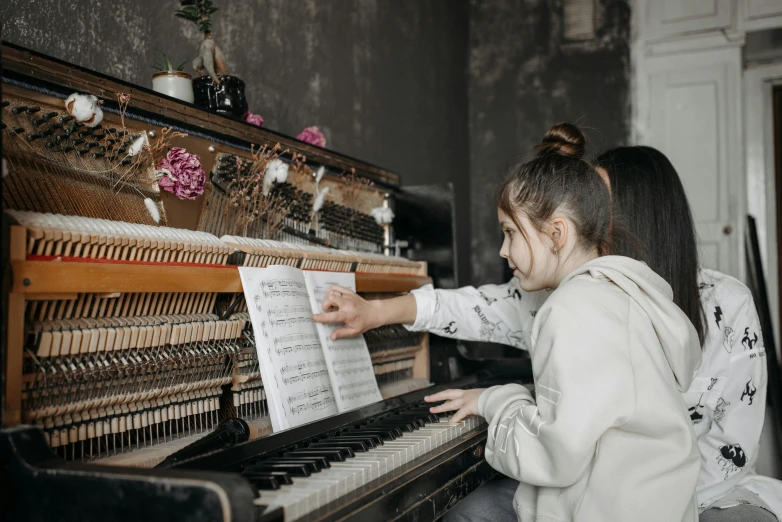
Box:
[2,0,633,288]
[1,0,473,284]
[468,0,632,284]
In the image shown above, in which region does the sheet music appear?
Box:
[239,266,338,431]
[304,271,383,412]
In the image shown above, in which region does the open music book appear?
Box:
[238,266,383,431]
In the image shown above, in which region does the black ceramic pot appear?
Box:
[192,75,248,118]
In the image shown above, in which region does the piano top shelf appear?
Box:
[10,259,432,295]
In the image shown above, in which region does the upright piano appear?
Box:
[0,43,503,521]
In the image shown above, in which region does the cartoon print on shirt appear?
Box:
[723,326,735,353]
[442,321,457,335]
[479,291,498,306]
[473,305,501,339]
[713,397,730,425]
[689,394,705,423]
[714,306,724,328]
[717,444,747,480]
[530,310,538,318]
[699,282,715,292]
[742,328,759,350]
[741,379,757,405]
[504,287,522,301]
[707,377,718,391]
[434,292,441,314]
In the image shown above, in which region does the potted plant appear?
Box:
[151,49,194,103]
[176,0,247,118]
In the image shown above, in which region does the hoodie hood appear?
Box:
[561,255,701,391]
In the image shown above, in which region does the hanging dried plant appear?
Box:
[227,144,290,239]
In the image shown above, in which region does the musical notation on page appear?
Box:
[304,271,382,412]
[239,266,338,431]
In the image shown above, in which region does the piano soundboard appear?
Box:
[1,42,498,521]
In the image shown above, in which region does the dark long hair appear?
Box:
[594,146,706,346]
[496,123,612,276]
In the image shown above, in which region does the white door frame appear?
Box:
[744,62,782,352]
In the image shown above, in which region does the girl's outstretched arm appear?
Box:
[313,279,548,349]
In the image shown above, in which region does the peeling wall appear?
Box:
[1,0,472,284]
[468,0,631,284]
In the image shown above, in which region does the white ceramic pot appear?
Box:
[152,71,194,103]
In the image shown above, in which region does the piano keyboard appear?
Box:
[239,408,483,521]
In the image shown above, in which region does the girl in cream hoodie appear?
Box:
[314,123,702,522]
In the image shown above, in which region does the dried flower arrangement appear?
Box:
[3,90,190,225]
[227,144,291,238]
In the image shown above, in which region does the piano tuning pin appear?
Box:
[0,100,9,108]
[11,105,28,114]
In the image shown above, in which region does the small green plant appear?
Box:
[151,48,189,72]
[175,0,227,84]
[175,0,217,35]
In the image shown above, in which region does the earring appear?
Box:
[551,247,559,255]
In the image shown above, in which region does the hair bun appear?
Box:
[535,123,586,160]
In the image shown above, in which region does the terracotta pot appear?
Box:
[152,70,195,104]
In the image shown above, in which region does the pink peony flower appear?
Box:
[156,147,206,200]
[297,126,326,148]
[244,111,264,127]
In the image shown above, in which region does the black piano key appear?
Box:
[243,473,281,490]
[328,431,385,446]
[348,429,398,441]
[247,462,311,477]
[263,458,321,473]
[282,452,331,469]
[285,449,344,463]
[247,470,293,485]
[361,424,408,435]
[379,421,418,432]
[311,439,368,452]
[384,415,427,428]
[401,409,441,422]
[330,435,378,449]
[307,443,357,456]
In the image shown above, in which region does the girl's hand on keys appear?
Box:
[424,388,486,423]
[312,285,384,340]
